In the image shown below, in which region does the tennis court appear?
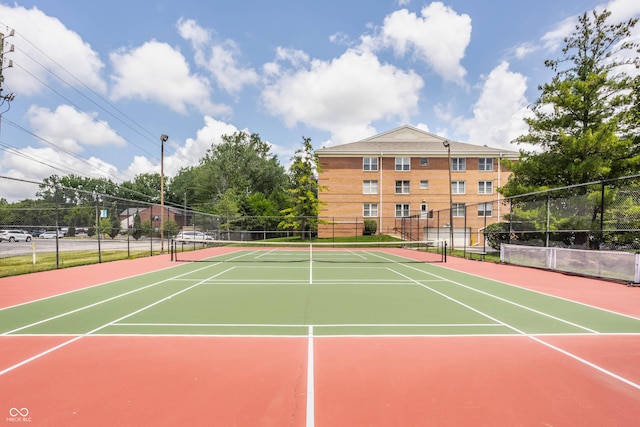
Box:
[1,242,640,426]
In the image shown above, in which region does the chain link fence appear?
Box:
[486,175,640,252]
[1,175,638,271]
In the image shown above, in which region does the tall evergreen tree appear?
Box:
[502,9,640,196]
[132,210,143,240]
[279,137,326,238]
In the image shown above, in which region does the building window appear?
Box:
[363,157,378,171]
[420,158,429,166]
[395,157,410,171]
[363,203,378,217]
[395,180,410,194]
[451,158,466,171]
[452,181,466,194]
[363,180,378,194]
[479,158,494,171]
[452,203,466,217]
[478,181,493,194]
[478,203,493,217]
[419,180,429,189]
[395,204,410,217]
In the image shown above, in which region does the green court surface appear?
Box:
[2,248,640,338]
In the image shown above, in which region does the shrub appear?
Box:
[363,219,377,235]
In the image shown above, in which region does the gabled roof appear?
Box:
[316,125,519,159]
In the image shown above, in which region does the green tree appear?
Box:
[98,217,111,237]
[164,218,179,238]
[118,173,161,203]
[108,205,121,239]
[279,137,326,238]
[141,219,153,237]
[187,131,288,213]
[132,210,143,240]
[503,9,640,196]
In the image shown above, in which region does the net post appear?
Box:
[443,241,447,263]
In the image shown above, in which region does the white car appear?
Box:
[176,231,206,242]
[0,229,33,242]
[40,231,64,239]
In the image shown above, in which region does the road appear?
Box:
[0,237,166,257]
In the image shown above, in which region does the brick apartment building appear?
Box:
[119,205,186,232]
[315,125,519,245]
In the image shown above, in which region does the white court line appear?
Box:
[306,325,315,427]
[384,264,640,391]
[0,265,235,376]
[399,265,600,333]
[375,253,600,334]
[113,322,502,328]
[0,261,188,312]
[2,263,223,336]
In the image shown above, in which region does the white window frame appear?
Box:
[363,203,378,217]
[478,203,493,217]
[451,158,466,172]
[395,180,410,194]
[420,158,429,167]
[479,158,494,171]
[452,203,466,218]
[478,181,493,194]
[452,181,466,194]
[395,157,410,171]
[363,180,378,194]
[395,204,410,217]
[419,180,429,189]
[363,157,378,171]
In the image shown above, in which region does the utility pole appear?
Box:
[1,29,16,109]
[160,134,169,253]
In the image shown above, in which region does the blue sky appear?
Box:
[0,0,638,201]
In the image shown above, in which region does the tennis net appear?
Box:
[171,239,446,264]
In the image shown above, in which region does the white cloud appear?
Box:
[262,49,423,145]
[176,17,211,48]
[540,15,579,52]
[0,4,106,96]
[124,116,240,178]
[0,146,122,200]
[512,42,538,60]
[540,0,640,54]
[26,104,126,153]
[367,2,471,84]
[454,62,531,150]
[599,0,640,22]
[177,18,258,93]
[109,40,227,115]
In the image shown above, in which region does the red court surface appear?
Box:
[1,335,639,426]
[314,336,640,426]
[0,254,175,309]
[1,253,640,426]
[1,336,308,426]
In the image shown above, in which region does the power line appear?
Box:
[0,24,167,183]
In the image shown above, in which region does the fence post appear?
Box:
[599,181,605,249]
[54,186,60,269]
[545,193,551,247]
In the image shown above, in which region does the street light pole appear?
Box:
[443,140,454,251]
[160,134,168,253]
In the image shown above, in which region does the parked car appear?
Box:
[40,230,64,239]
[176,231,206,242]
[30,229,46,238]
[0,229,33,242]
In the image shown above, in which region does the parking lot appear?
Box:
[0,237,165,257]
